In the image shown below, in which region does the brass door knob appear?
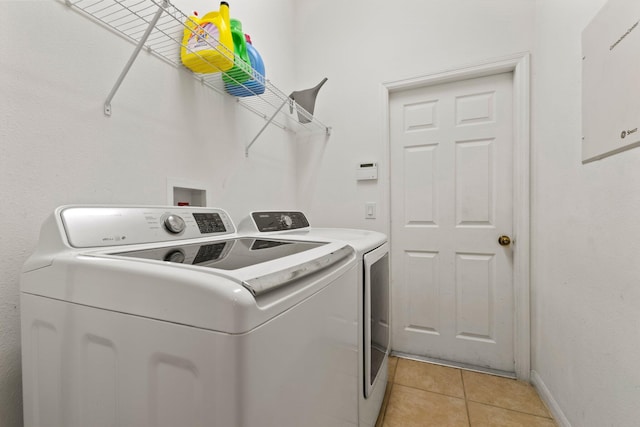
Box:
[498,235,511,246]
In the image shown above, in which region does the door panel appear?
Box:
[455,252,494,341]
[404,251,439,334]
[455,139,494,226]
[390,72,514,372]
[404,145,438,225]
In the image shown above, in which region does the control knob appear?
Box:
[163,214,186,234]
[280,214,293,229]
[164,249,186,263]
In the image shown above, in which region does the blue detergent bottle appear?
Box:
[225,33,266,96]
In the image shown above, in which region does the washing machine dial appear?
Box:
[280,214,293,229]
[163,214,186,234]
[164,249,185,263]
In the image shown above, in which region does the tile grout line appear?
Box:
[461,369,472,426]
[465,398,555,420]
[391,381,466,401]
[381,381,394,423]
[383,380,395,424]
[377,358,398,426]
[384,358,398,423]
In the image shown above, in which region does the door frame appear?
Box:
[381,52,531,381]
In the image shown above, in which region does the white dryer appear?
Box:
[239,211,390,427]
[20,205,360,427]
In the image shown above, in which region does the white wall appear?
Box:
[293,0,535,231]
[0,0,298,425]
[531,0,640,426]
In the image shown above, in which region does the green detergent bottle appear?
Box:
[222,19,252,85]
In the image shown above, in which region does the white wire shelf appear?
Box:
[65,0,331,155]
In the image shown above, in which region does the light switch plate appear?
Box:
[365,202,376,219]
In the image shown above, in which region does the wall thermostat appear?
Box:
[357,162,378,180]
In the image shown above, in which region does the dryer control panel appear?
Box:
[252,211,309,232]
[59,206,236,248]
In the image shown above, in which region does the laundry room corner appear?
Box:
[0,0,301,425]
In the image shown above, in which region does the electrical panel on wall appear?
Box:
[582,0,640,163]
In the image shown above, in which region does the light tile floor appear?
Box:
[376,357,557,427]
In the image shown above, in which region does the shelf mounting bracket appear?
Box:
[104,0,169,116]
[245,97,292,157]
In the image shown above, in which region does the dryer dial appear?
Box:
[280,214,293,229]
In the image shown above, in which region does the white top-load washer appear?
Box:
[20,205,360,427]
[239,211,390,427]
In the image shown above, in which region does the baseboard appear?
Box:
[530,370,572,427]
[391,351,516,379]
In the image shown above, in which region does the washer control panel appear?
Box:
[252,211,309,232]
[59,206,236,248]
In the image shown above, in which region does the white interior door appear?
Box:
[389,72,515,372]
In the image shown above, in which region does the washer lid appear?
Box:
[115,238,326,270]
[113,237,351,295]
